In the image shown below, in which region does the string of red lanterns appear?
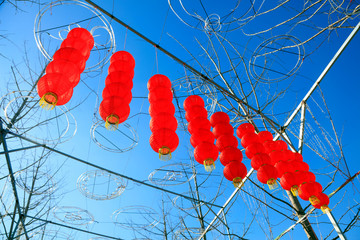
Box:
[37,28,94,110]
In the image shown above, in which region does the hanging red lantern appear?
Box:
[190,129,215,148]
[298,181,323,205]
[149,128,179,161]
[185,106,208,122]
[263,140,275,154]
[148,100,175,117]
[66,27,94,47]
[109,51,136,75]
[245,142,265,159]
[293,152,303,162]
[45,60,80,87]
[280,172,301,196]
[150,113,177,132]
[105,71,134,89]
[250,153,271,170]
[194,142,219,172]
[102,83,132,104]
[241,132,260,148]
[148,87,173,103]
[223,161,247,187]
[183,95,205,112]
[312,193,330,213]
[258,131,273,143]
[99,97,130,129]
[236,123,255,139]
[292,161,310,172]
[52,47,86,72]
[296,171,316,185]
[212,123,234,139]
[269,150,287,165]
[257,164,278,190]
[273,140,288,151]
[216,134,238,152]
[187,117,211,134]
[210,112,230,127]
[147,74,172,91]
[220,147,243,166]
[275,160,295,177]
[37,73,74,109]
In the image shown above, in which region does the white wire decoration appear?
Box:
[77,170,127,200]
[90,120,138,153]
[53,206,94,225]
[172,191,206,211]
[1,91,77,144]
[112,205,159,230]
[14,169,57,196]
[148,163,196,186]
[34,0,116,72]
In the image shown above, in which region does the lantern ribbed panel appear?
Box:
[236,123,255,139]
[99,51,135,130]
[299,181,323,204]
[148,74,178,160]
[312,193,330,213]
[210,112,246,184]
[37,28,94,109]
[185,97,217,172]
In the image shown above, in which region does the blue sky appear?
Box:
[0,1,360,239]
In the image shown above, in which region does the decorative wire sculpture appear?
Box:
[53,206,94,225]
[172,191,206,211]
[148,163,196,186]
[249,35,305,83]
[34,0,116,72]
[90,120,138,153]
[174,227,206,239]
[77,170,127,200]
[14,169,57,196]
[204,14,221,32]
[30,230,74,240]
[329,0,360,14]
[112,205,159,230]
[1,91,77,144]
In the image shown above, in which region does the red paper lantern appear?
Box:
[187,117,211,134]
[66,28,94,47]
[245,142,265,159]
[212,123,234,139]
[273,140,288,151]
[190,129,215,148]
[150,113,177,132]
[110,51,136,70]
[298,181,323,204]
[250,153,271,170]
[60,37,93,59]
[102,83,132,104]
[269,150,287,165]
[148,87,173,103]
[312,193,330,213]
[280,172,301,196]
[194,142,219,172]
[292,161,310,172]
[296,171,316,185]
[147,74,171,91]
[216,134,238,152]
[223,161,247,187]
[241,132,260,148]
[148,100,175,116]
[185,106,208,122]
[37,73,74,109]
[210,112,230,127]
[220,147,243,166]
[150,128,179,161]
[105,71,134,89]
[53,47,86,72]
[294,152,303,162]
[275,160,295,177]
[46,60,80,87]
[236,123,255,139]
[258,131,273,143]
[257,164,278,190]
[99,97,130,129]
[183,95,205,112]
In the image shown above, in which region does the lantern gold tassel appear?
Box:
[309,196,320,205]
[204,158,215,172]
[321,205,331,214]
[267,178,278,190]
[39,92,58,110]
[291,185,299,196]
[105,114,120,131]
[232,177,243,188]
[159,146,171,161]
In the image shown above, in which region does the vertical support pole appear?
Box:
[298,101,306,154]
[326,211,347,240]
[221,210,232,240]
[0,120,29,240]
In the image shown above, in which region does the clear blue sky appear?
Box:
[0,1,359,239]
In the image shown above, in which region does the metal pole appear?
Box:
[326,211,347,240]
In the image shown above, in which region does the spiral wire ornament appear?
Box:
[148,163,196,186]
[112,205,159,230]
[53,206,95,225]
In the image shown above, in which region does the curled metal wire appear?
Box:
[14,169,57,196]
[112,205,159,230]
[53,206,94,225]
[34,0,116,72]
[172,191,206,211]
[77,170,127,200]
[148,163,196,186]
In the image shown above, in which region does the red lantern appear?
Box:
[293,152,303,162]
[292,161,310,172]
[223,161,247,187]
[105,71,134,89]
[37,73,74,109]
[148,100,175,117]
[194,142,219,172]
[183,95,205,112]
[187,117,211,134]
[60,37,93,59]
[147,74,171,91]
[241,132,260,148]
[250,153,271,170]
[273,140,288,151]
[210,112,230,127]
[110,51,136,67]
[150,113,177,132]
[216,134,238,152]
[52,47,86,72]
[46,60,80,87]
[257,164,278,190]
[99,97,130,129]
[236,123,255,139]
[66,28,94,48]
[263,140,275,154]
[245,142,265,159]
[220,147,243,166]
[280,172,301,196]
[149,128,179,161]
[148,87,173,103]
[212,124,234,139]
[312,193,330,213]
[185,106,208,122]
[102,83,132,104]
[190,129,215,148]
[258,131,273,143]
[298,181,323,204]
[296,171,316,185]
[269,150,287,165]
[275,160,295,177]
